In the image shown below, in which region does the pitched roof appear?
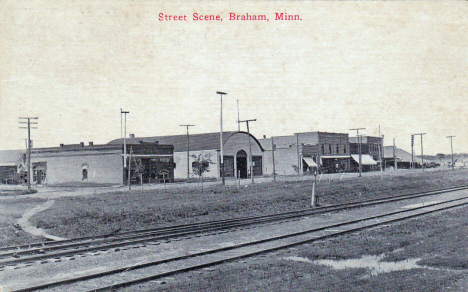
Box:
[108,131,263,152]
[0,150,24,164]
[383,146,424,162]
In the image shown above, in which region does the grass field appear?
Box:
[0,197,48,247]
[2,169,468,291]
[138,206,468,292]
[26,168,468,240]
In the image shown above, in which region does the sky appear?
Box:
[1,1,467,155]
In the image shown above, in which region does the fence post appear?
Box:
[312,170,318,207]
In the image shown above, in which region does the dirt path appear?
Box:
[17,200,67,241]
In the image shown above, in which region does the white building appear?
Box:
[108,131,264,181]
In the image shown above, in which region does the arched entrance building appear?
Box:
[236,150,248,178]
[108,131,264,181]
[223,132,264,179]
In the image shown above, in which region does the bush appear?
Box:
[23,188,38,195]
[0,188,38,196]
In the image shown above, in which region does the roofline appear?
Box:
[110,131,239,142]
[228,131,265,152]
[108,131,264,152]
[31,142,173,154]
[293,131,349,136]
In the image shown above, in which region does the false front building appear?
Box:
[108,131,264,181]
[349,136,382,171]
[260,132,351,175]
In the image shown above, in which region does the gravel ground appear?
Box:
[132,206,468,292]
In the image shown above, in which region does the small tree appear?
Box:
[292,165,299,174]
[191,153,214,191]
[435,153,445,161]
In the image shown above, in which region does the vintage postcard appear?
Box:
[1,1,467,291]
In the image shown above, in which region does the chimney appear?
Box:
[89,142,93,146]
[263,135,266,139]
[60,144,64,149]
[80,142,84,147]
[129,134,135,139]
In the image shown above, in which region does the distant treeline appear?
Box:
[417,153,468,161]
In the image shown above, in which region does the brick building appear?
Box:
[349,136,383,171]
[260,132,351,175]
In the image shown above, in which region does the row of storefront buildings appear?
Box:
[0,131,417,186]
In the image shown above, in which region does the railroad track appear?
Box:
[1,184,468,269]
[6,189,468,292]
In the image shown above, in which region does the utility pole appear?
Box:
[19,117,38,190]
[381,134,385,170]
[271,136,276,182]
[350,128,366,177]
[393,138,397,170]
[411,134,414,169]
[379,124,384,172]
[446,135,456,170]
[379,135,384,178]
[121,109,130,185]
[217,91,227,185]
[237,100,240,132]
[239,119,257,184]
[296,133,301,178]
[413,133,426,171]
[180,124,195,180]
[128,146,133,190]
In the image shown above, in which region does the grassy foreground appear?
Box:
[0,198,48,247]
[29,169,468,240]
[138,205,468,292]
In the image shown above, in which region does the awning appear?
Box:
[320,155,350,159]
[351,154,377,165]
[302,157,317,168]
[0,163,17,167]
[123,154,173,157]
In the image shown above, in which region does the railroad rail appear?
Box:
[6,189,468,292]
[1,184,468,269]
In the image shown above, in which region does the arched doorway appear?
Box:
[236,150,248,179]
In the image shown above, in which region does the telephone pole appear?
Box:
[180,124,195,180]
[237,100,240,132]
[413,133,426,170]
[217,91,227,185]
[19,117,38,190]
[350,128,366,177]
[446,135,456,170]
[239,119,257,183]
[121,109,130,186]
[296,133,301,178]
[271,136,276,182]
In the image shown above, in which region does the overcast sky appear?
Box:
[1,1,467,155]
